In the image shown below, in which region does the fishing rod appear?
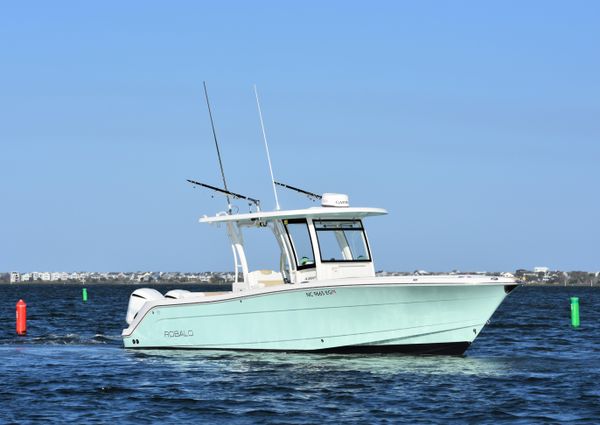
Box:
[203,81,231,213]
[274,181,322,201]
[187,179,261,210]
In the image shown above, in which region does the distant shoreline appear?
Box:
[0,281,232,286]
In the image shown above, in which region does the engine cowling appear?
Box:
[125,288,163,325]
[164,289,192,299]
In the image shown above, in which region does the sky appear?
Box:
[1,1,599,273]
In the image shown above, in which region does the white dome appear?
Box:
[321,193,349,208]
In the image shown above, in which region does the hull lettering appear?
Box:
[164,330,194,338]
[306,289,336,298]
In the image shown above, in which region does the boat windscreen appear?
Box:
[283,219,316,269]
[314,220,371,262]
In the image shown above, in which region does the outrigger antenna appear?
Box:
[187,179,261,211]
[274,181,322,202]
[254,85,281,211]
[203,81,232,213]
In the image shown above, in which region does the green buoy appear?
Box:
[570,297,579,328]
[82,287,88,302]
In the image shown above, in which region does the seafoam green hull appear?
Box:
[123,282,514,354]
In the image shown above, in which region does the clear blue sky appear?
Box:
[1,1,598,272]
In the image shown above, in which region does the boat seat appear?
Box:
[247,269,284,288]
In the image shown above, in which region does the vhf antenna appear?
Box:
[203,81,231,213]
[274,181,322,202]
[254,85,281,210]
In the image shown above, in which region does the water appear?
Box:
[1,284,598,424]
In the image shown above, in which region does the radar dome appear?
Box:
[321,193,349,208]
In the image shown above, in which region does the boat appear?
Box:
[122,190,518,355]
[121,85,518,355]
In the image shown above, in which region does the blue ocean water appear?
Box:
[0,284,598,424]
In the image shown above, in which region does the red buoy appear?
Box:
[16,299,27,335]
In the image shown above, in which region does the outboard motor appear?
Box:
[125,288,163,325]
[164,289,192,299]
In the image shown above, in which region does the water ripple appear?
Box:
[0,284,598,424]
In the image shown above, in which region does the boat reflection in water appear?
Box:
[128,347,514,378]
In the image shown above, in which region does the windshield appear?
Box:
[314,220,371,262]
[284,219,315,269]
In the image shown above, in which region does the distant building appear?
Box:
[534,267,549,274]
[138,272,152,282]
[10,272,20,283]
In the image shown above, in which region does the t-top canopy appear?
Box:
[199,207,387,225]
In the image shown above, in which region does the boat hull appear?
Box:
[123,281,514,355]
